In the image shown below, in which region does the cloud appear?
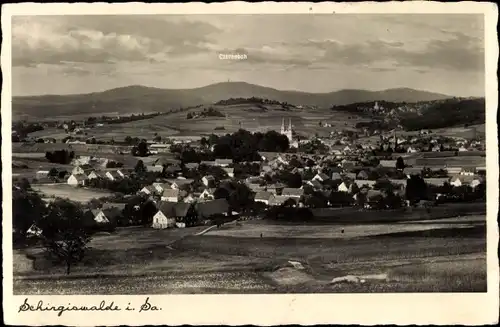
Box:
[300,31,484,72]
[12,16,222,66]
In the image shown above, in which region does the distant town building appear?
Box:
[280,118,293,142]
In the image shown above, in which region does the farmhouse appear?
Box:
[215,159,233,167]
[424,178,450,187]
[306,179,323,189]
[246,183,266,192]
[140,185,157,196]
[87,171,102,180]
[200,160,216,166]
[202,175,216,187]
[356,170,369,180]
[445,167,463,175]
[146,165,164,173]
[344,172,357,180]
[388,179,407,189]
[254,191,273,205]
[312,172,330,182]
[331,172,342,181]
[403,167,422,177]
[36,170,50,179]
[67,174,88,186]
[198,188,216,202]
[170,179,194,190]
[150,182,168,194]
[91,208,121,224]
[450,175,479,187]
[105,170,125,181]
[379,160,397,168]
[269,195,298,206]
[460,167,476,176]
[338,181,353,193]
[152,202,190,229]
[102,202,126,211]
[223,167,235,178]
[72,165,93,175]
[281,188,304,198]
[407,146,418,153]
[183,194,197,203]
[354,179,377,189]
[26,224,43,237]
[185,163,199,170]
[161,188,180,202]
[195,198,230,220]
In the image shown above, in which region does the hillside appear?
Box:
[12,82,452,119]
[332,97,486,131]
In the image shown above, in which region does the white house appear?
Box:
[152,203,177,229]
[223,168,235,178]
[337,181,353,193]
[254,191,272,205]
[407,146,418,153]
[153,182,170,194]
[458,146,469,152]
[161,188,180,202]
[198,188,215,202]
[183,194,197,203]
[105,171,122,181]
[312,173,330,183]
[277,155,289,165]
[140,185,157,195]
[470,178,483,189]
[450,176,464,187]
[26,224,43,237]
[67,173,88,186]
[87,171,101,180]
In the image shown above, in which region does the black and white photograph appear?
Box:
[2,2,499,325]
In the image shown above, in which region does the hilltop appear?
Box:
[13,82,452,119]
[332,97,486,131]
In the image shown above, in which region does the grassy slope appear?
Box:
[13,215,486,294]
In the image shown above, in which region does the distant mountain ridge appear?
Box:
[13,81,453,118]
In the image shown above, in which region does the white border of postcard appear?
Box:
[2,2,499,325]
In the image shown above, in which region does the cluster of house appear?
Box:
[28,138,487,232]
[79,197,233,231]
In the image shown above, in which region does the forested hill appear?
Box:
[331,97,485,130]
[400,98,485,130]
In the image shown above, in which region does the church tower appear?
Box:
[280,117,293,142]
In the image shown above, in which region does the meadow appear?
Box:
[13,214,486,294]
[31,184,115,203]
[26,104,368,142]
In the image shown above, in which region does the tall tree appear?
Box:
[40,199,92,275]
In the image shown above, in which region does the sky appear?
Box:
[11,14,485,96]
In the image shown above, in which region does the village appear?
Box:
[13,106,487,237]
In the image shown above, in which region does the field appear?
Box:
[13,214,486,294]
[31,184,115,203]
[26,104,368,142]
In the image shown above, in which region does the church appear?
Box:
[280,118,293,142]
